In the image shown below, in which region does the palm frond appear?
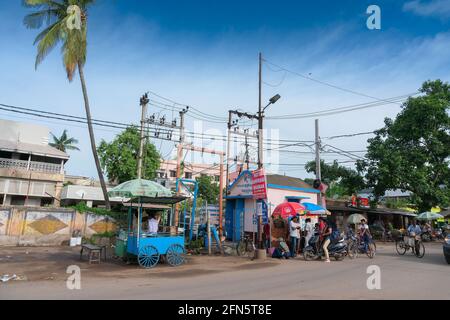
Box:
[23,9,61,29]
[65,137,79,144]
[34,19,65,68]
[23,0,65,10]
[65,145,80,151]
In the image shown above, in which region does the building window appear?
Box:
[40,198,53,207]
[0,194,3,205]
[170,170,177,178]
[215,175,220,182]
[10,195,26,206]
[185,172,192,179]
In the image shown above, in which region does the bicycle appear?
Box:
[395,234,425,258]
[236,233,256,258]
[346,231,376,259]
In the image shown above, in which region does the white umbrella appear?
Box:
[416,212,444,220]
[347,213,366,224]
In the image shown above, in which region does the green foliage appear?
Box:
[68,201,127,228]
[305,160,366,197]
[358,80,450,212]
[23,0,95,81]
[384,198,412,210]
[97,127,161,184]
[196,175,220,205]
[50,129,80,152]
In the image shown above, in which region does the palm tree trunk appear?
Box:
[78,61,111,210]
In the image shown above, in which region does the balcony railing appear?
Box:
[0,158,63,174]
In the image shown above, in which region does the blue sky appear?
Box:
[0,0,449,179]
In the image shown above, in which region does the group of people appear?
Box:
[269,215,374,263]
[269,216,337,263]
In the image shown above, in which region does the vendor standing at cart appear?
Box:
[148,211,162,235]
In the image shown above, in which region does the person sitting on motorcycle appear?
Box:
[359,219,371,252]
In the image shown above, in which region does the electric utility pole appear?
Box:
[315,119,322,205]
[226,111,233,194]
[258,52,263,170]
[174,108,188,226]
[137,93,149,179]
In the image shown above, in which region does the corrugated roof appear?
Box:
[266,174,314,190]
[0,139,69,159]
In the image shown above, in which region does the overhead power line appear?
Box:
[263,59,419,105]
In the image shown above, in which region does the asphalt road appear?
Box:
[1,243,449,300]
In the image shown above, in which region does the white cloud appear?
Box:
[403,0,450,19]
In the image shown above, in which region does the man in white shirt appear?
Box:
[304,218,314,249]
[289,216,301,257]
[148,212,161,235]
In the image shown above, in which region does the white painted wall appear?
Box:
[267,187,318,209]
[0,119,49,145]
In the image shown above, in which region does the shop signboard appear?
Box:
[252,169,267,200]
[229,171,253,197]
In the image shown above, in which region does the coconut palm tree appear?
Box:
[23,0,111,209]
[50,130,80,152]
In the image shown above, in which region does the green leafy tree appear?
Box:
[358,80,450,212]
[196,175,220,205]
[50,129,80,152]
[305,160,365,197]
[97,127,161,184]
[23,0,111,209]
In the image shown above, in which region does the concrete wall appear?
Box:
[267,188,318,206]
[0,206,117,246]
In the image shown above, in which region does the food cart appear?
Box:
[108,179,186,268]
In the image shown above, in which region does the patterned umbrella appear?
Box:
[272,202,306,219]
[107,179,173,199]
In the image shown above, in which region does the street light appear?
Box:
[263,94,281,112]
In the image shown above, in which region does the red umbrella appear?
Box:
[272,202,306,219]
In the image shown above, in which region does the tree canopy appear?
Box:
[49,129,80,152]
[196,175,220,205]
[98,127,161,184]
[358,80,450,212]
[305,160,365,198]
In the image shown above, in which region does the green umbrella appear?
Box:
[347,213,366,224]
[107,179,173,199]
[416,212,444,220]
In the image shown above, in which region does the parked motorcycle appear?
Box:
[421,230,434,242]
[303,234,348,261]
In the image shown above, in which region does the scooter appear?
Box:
[303,233,348,261]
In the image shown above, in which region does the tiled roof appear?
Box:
[266,174,314,190]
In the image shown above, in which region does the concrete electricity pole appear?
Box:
[174,108,188,226]
[137,93,149,179]
[225,111,233,195]
[315,119,322,205]
[258,52,263,170]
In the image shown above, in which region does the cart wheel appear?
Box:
[138,245,159,268]
[166,244,185,266]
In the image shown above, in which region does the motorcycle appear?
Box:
[420,230,434,242]
[303,233,348,261]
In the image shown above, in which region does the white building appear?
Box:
[0,119,69,207]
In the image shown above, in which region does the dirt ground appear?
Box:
[0,245,280,283]
[1,242,449,300]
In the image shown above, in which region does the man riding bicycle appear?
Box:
[359,219,371,253]
[406,220,422,249]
